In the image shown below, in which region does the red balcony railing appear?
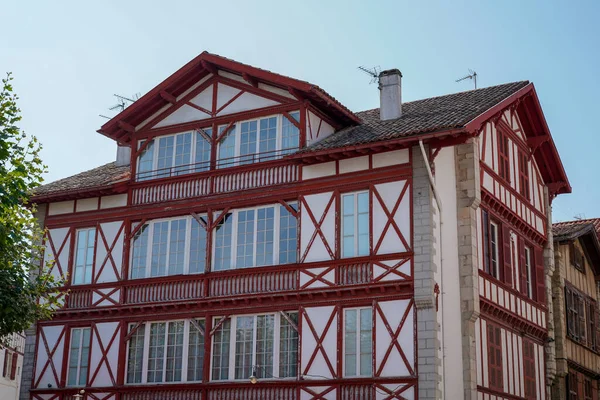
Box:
[62,254,411,311]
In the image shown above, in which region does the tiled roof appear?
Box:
[553,218,600,242]
[33,81,530,199]
[302,81,530,152]
[33,162,130,199]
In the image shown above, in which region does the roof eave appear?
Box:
[31,182,129,204]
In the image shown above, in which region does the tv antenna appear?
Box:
[358,65,381,85]
[99,93,141,119]
[456,69,478,89]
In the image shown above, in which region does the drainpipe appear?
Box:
[419,140,446,397]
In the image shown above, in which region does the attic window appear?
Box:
[570,242,585,273]
[497,129,511,183]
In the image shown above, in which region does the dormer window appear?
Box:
[136,129,212,181]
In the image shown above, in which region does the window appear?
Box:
[126,319,205,384]
[213,204,297,271]
[73,228,95,285]
[217,113,300,168]
[522,339,536,399]
[518,150,530,200]
[568,372,579,400]
[344,308,372,377]
[487,323,503,391]
[570,243,585,273]
[497,129,511,182]
[584,377,593,400]
[211,312,298,381]
[2,350,17,380]
[67,327,91,387]
[483,210,501,279]
[565,285,598,350]
[130,216,207,279]
[136,129,212,181]
[524,246,533,299]
[342,192,369,258]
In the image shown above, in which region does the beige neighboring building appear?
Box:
[552,219,600,400]
[0,332,25,400]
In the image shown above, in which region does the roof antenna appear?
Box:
[99,93,141,119]
[574,214,585,220]
[456,69,478,89]
[358,65,382,87]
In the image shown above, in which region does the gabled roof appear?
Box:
[301,81,529,151]
[98,51,360,143]
[32,162,130,202]
[553,218,600,276]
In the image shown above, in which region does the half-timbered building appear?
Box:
[2,332,25,400]
[551,219,600,400]
[21,52,570,400]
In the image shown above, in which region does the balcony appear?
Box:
[132,151,299,205]
[63,254,411,310]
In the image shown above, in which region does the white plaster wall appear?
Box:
[95,221,124,283]
[306,111,335,146]
[372,149,409,168]
[302,162,335,180]
[217,92,279,116]
[34,326,64,389]
[0,350,21,400]
[189,84,213,111]
[89,322,120,387]
[375,299,414,377]
[300,306,337,379]
[372,180,410,255]
[300,192,335,262]
[43,228,71,280]
[100,194,127,209]
[76,198,98,213]
[434,147,464,399]
[338,156,368,174]
[48,200,74,216]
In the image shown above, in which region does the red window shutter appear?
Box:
[502,226,512,287]
[9,352,17,380]
[534,247,545,304]
[519,239,527,296]
[2,350,7,378]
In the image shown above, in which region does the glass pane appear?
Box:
[236,210,255,268]
[211,318,230,381]
[256,315,274,378]
[344,309,357,376]
[235,316,254,379]
[151,221,169,277]
[240,121,258,165]
[168,219,187,275]
[342,194,355,258]
[281,112,300,155]
[359,308,372,376]
[131,225,149,279]
[157,136,175,178]
[165,321,184,382]
[127,323,145,384]
[137,140,155,181]
[189,218,207,274]
[195,129,212,172]
[259,117,277,161]
[217,125,236,168]
[256,207,274,267]
[147,323,166,383]
[173,132,192,176]
[74,229,94,285]
[214,214,233,271]
[279,313,299,378]
[357,193,369,256]
[279,204,297,264]
[187,320,205,382]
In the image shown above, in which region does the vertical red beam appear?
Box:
[299,101,307,149]
[203,314,213,385]
[116,320,127,386]
[59,324,70,388]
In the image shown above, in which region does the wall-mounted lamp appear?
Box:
[73,389,85,399]
[249,366,258,384]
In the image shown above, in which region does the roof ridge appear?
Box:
[356,81,530,115]
[553,217,600,226]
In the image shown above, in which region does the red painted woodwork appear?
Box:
[33,326,66,389]
[487,322,503,392]
[300,305,338,378]
[534,247,545,304]
[374,299,415,377]
[502,225,512,287]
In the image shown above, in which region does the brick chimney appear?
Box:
[116,144,131,166]
[379,69,403,120]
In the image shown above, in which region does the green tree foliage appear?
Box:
[0,72,61,340]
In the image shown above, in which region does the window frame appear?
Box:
[211,203,298,271]
[209,312,299,382]
[522,338,536,399]
[72,227,96,285]
[216,112,300,169]
[524,246,533,299]
[341,191,370,258]
[518,150,530,200]
[136,128,213,181]
[487,322,503,392]
[66,327,91,387]
[130,214,208,279]
[343,306,373,378]
[497,127,511,183]
[125,319,206,385]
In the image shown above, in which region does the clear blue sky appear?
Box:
[2,0,598,222]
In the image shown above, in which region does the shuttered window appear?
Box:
[565,285,599,350]
[487,323,503,391]
[522,339,536,399]
[518,150,530,200]
[482,210,500,279]
[497,129,511,183]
